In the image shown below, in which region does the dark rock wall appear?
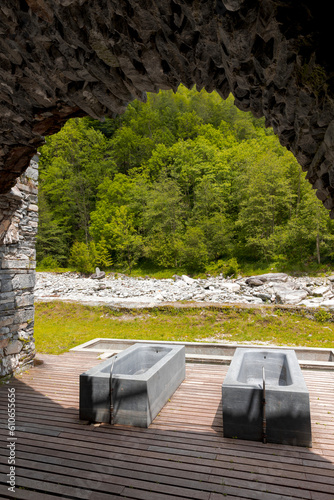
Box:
[1,0,334,213]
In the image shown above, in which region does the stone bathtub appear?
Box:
[222,348,312,447]
[80,343,185,427]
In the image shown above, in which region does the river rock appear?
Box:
[34,271,334,309]
[253,292,272,302]
[91,267,106,279]
[181,275,196,285]
[245,277,264,286]
[220,283,241,292]
[253,273,288,283]
[299,297,324,307]
[275,289,309,305]
[312,285,331,297]
[318,299,334,309]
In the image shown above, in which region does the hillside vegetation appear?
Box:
[37,86,334,276]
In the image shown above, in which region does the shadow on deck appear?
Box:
[0,351,333,500]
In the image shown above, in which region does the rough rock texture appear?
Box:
[1,1,334,213]
[34,271,334,310]
[0,158,38,379]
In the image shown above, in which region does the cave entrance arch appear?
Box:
[1,0,334,376]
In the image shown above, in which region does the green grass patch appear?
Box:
[34,301,334,354]
[36,265,74,273]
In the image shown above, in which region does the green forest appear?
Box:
[37,85,334,276]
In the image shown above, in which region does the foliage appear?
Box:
[38,85,334,274]
[94,237,113,268]
[206,258,240,277]
[178,227,208,273]
[37,255,60,270]
[38,118,116,252]
[36,191,69,265]
[314,309,333,323]
[68,241,95,274]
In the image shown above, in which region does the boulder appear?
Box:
[319,299,334,309]
[312,285,331,297]
[254,273,288,283]
[181,275,196,285]
[245,277,264,287]
[275,289,308,305]
[91,267,106,280]
[253,292,272,301]
[220,283,241,293]
[298,298,323,307]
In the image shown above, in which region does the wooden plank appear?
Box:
[0,484,61,500]
[0,353,333,500]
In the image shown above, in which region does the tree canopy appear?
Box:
[37,85,334,274]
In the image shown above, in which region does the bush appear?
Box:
[69,241,95,274]
[69,239,114,274]
[206,258,240,278]
[38,255,60,270]
[179,227,208,273]
[96,238,113,268]
[224,258,241,278]
[314,309,332,323]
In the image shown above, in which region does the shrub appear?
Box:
[314,309,332,323]
[38,255,60,270]
[90,238,113,269]
[179,227,208,273]
[206,258,240,278]
[69,241,95,274]
[224,258,241,278]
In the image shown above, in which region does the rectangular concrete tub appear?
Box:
[80,343,185,427]
[222,348,312,447]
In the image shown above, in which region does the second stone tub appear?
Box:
[222,348,312,446]
[80,343,185,427]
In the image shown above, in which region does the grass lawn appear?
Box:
[34,301,334,354]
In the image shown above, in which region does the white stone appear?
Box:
[2,259,32,269]
[275,289,308,305]
[318,299,334,309]
[28,204,38,212]
[18,331,30,341]
[298,298,323,307]
[312,285,330,297]
[249,273,288,283]
[220,283,241,292]
[181,275,196,285]
[9,186,23,200]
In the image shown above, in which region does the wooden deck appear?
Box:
[0,351,334,500]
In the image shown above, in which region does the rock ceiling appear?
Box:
[1,0,334,214]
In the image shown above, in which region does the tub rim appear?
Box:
[82,343,185,382]
[223,347,309,392]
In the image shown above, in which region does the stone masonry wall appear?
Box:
[0,157,38,380]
